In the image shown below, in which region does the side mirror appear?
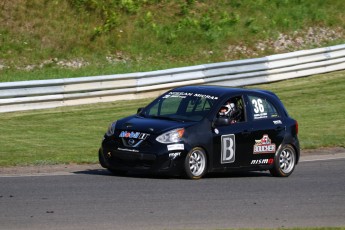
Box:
[214,117,230,126]
[137,107,143,114]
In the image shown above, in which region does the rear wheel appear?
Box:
[184,147,207,179]
[270,144,296,177]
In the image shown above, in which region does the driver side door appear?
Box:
[211,95,253,170]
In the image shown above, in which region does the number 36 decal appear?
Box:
[252,99,265,113]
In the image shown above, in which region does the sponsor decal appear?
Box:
[169,152,181,159]
[117,148,139,152]
[251,158,274,165]
[167,144,184,151]
[254,113,268,119]
[163,92,218,100]
[163,92,193,99]
[119,131,150,140]
[221,134,235,164]
[193,93,218,100]
[273,120,282,125]
[253,134,276,154]
[119,131,149,148]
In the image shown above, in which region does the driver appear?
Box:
[218,100,238,124]
[218,103,235,117]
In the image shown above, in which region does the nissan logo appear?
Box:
[128,139,135,146]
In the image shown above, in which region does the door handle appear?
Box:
[241,130,251,135]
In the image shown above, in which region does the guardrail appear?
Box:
[1,44,345,113]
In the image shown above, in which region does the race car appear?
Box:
[99,85,300,179]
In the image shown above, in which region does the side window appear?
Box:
[249,95,279,120]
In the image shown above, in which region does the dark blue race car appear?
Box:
[99,85,300,179]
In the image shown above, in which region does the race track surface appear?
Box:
[1,152,345,230]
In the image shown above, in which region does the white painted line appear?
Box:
[0,171,74,178]
[300,152,345,162]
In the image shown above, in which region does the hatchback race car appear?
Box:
[99,85,300,179]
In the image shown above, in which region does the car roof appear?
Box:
[172,85,287,117]
[172,85,277,99]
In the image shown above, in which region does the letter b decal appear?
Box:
[221,134,235,164]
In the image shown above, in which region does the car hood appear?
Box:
[116,115,194,135]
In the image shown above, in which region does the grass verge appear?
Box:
[0,71,344,166]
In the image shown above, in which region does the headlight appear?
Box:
[106,121,117,137]
[156,128,185,144]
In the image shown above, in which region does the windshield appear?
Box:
[140,91,219,122]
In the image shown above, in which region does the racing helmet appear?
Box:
[218,103,235,116]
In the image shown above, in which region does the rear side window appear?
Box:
[248,95,279,120]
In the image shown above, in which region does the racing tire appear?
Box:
[184,147,207,179]
[270,144,296,177]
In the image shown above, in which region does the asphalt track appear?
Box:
[1,153,345,230]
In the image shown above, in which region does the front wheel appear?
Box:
[270,144,296,177]
[184,147,207,179]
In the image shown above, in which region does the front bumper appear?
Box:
[99,144,186,175]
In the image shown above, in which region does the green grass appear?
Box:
[0,98,152,166]
[0,71,344,167]
[1,0,345,82]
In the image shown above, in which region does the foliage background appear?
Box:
[0,0,344,82]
